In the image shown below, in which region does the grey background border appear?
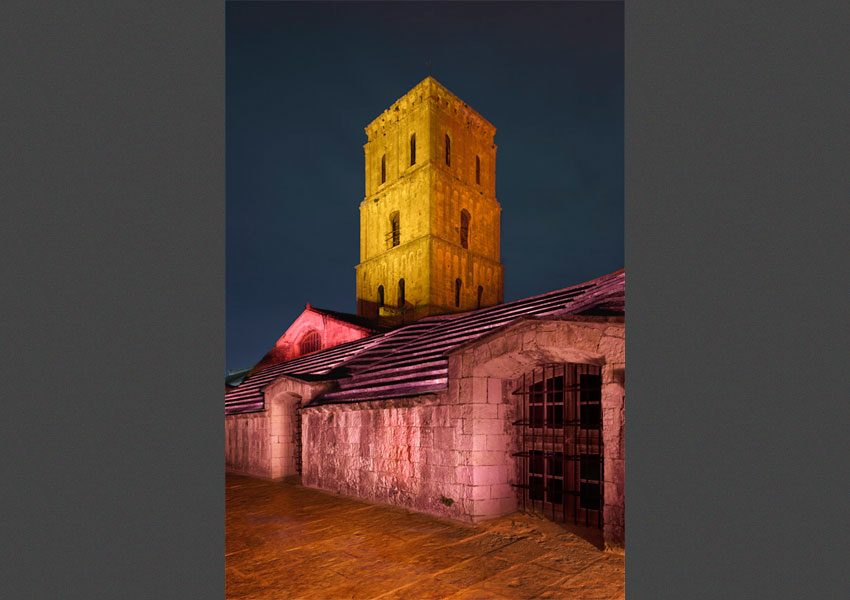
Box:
[2,1,848,598]
[1,2,224,598]
[626,2,849,597]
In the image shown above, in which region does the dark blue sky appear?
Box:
[226,1,623,372]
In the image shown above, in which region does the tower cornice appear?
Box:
[364,76,496,141]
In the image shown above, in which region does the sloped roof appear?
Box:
[224,335,383,415]
[225,368,251,388]
[224,269,624,415]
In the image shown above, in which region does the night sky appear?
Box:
[226,1,623,373]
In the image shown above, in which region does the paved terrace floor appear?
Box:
[226,474,625,599]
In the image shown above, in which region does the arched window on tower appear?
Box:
[398,279,405,308]
[410,134,416,166]
[455,278,462,307]
[477,285,484,309]
[389,211,400,247]
[380,154,386,184]
[460,209,470,249]
[299,330,321,355]
[377,285,384,308]
[445,134,451,166]
[475,155,481,184]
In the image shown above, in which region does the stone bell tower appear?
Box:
[355,76,504,325]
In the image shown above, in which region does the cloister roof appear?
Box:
[225,269,624,415]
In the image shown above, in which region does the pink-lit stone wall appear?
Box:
[600,327,626,551]
[442,375,518,523]
[301,393,495,523]
[225,377,329,480]
[250,307,375,373]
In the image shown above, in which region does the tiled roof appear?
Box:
[224,335,384,415]
[224,269,624,415]
[225,368,251,388]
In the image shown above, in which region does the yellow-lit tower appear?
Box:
[355,76,504,325]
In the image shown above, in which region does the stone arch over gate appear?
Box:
[446,316,625,551]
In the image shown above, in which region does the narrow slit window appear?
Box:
[398,278,405,308]
[460,209,470,249]
[389,211,400,247]
[410,134,416,165]
[377,285,384,308]
[475,155,481,184]
[445,134,451,166]
[454,278,462,307]
[477,285,483,309]
[380,154,386,184]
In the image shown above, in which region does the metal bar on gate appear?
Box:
[520,373,529,512]
[531,366,536,515]
[573,363,579,526]
[562,363,567,524]
[540,364,549,517]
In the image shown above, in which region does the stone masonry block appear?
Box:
[472,464,508,486]
[485,434,511,452]
[487,336,507,359]
[469,450,507,466]
[456,466,473,485]
[473,403,499,420]
[468,485,490,501]
[604,325,625,339]
[470,377,488,404]
[487,377,504,404]
[489,483,514,500]
[454,434,473,451]
[597,335,625,364]
[476,418,506,436]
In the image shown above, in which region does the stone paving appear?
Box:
[226,474,624,599]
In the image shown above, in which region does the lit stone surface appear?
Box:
[226,474,624,599]
[356,77,505,324]
[294,317,625,549]
[249,305,376,374]
[225,378,330,479]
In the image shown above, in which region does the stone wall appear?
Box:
[301,394,470,521]
[301,388,515,523]
[224,410,277,479]
[600,325,626,551]
[225,377,327,480]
